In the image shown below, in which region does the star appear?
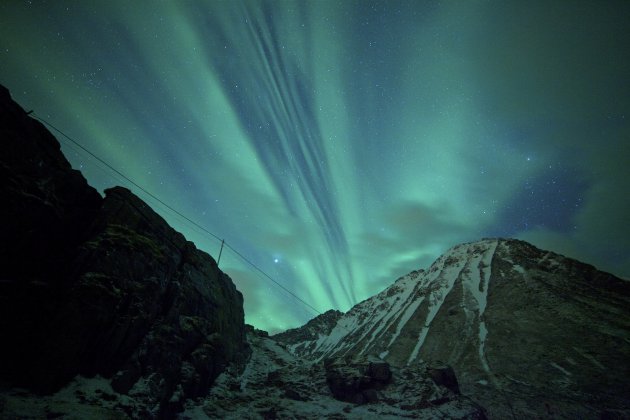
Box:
[1,0,627,333]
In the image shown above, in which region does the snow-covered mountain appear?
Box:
[274,238,630,418]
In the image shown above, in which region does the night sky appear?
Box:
[2,1,629,333]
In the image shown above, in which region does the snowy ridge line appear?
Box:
[307,271,421,360]
[472,240,498,374]
[359,272,424,356]
[347,283,411,355]
[291,271,424,360]
[337,305,390,358]
[282,238,505,364]
[314,302,387,359]
[379,265,450,356]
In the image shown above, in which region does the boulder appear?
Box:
[426,361,460,394]
[324,356,392,404]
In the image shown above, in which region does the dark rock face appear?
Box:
[324,356,392,404]
[272,309,343,353]
[426,361,460,394]
[0,84,247,415]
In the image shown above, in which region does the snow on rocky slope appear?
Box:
[0,327,486,419]
[275,239,500,365]
[274,238,630,418]
[182,327,486,419]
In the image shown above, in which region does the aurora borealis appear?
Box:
[1,1,629,333]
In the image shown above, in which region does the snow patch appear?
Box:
[387,296,424,349]
[572,346,606,370]
[359,274,424,355]
[479,242,497,373]
[407,246,471,364]
[459,240,498,374]
[513,264,525,274]
[478,322,491,373]
[550,362,572,376]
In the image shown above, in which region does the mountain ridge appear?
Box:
[274,237,630,418]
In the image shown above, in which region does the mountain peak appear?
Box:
[274,237,630,418]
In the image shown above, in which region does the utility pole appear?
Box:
[217,239,225,266]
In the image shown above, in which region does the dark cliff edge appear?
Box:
[0,84,248,416]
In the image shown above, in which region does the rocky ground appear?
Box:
[0,327,487,419]
[182,327,487,419]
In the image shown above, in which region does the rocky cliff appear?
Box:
[0,84,247,417]
[274,238,630,418]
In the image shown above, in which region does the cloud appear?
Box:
[2,0,628,334]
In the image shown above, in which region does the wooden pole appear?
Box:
[217,239,225,266]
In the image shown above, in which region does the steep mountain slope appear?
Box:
[0,84,248,417]
[275,238,630,418]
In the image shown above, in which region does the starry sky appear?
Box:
[1,1,629,333]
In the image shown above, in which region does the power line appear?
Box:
[36,114,363,340]
[31,112,323,318]
[225,243,322,315]
[33,112,222,243]
[58,135,137,189]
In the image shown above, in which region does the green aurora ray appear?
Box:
[1,1,629,332]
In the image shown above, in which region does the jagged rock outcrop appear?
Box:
[273,309,343,354]
[0,84,247,416]
[324,355,392,404]
[274,238,630,418]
